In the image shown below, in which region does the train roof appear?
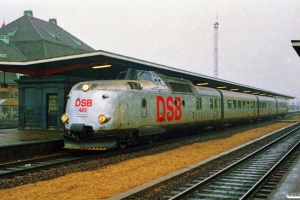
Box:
[0,50,294,99]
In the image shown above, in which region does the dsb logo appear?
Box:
[156,96,182,122]
[75,99,92,107]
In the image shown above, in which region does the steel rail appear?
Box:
[169,122,300,200]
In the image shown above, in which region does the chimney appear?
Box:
[24,10,33,18]
[49,19,57,25]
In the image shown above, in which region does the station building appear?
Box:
[0,10,95,130]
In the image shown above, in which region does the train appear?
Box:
[61,68,288,150]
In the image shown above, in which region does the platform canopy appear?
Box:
[292,40,300,57]
[0,50,294,99]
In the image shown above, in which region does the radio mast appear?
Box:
[214,14,219,78]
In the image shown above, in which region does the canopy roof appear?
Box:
[0,50,294,99]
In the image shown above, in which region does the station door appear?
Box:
[47,94,58,129]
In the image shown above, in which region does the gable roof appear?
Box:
[0,10,95,61]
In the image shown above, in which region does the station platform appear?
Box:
[268,151,300,199]
[0,128,64,162]
[0,128,63,147]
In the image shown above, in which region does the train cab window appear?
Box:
[250,102,253,109]
[210,99,213,109]
[228,100,232,109]
[238,100,241,109]
[217,99,221,108]
[246,101,249,109]
[233,100,237,109]
[136,71,166,86]
[137,71,154,82]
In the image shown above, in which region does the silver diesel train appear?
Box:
[61,69,288,150]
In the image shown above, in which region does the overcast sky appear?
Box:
[1,0,300,103]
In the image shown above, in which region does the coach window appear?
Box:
[243,101,246,109]
[228,100,232,109]
[233,100,237,109]
[210,99,213,109]
[238,100,241,109]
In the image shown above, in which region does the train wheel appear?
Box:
[119,142,127,149]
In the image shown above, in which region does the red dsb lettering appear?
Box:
[156,96,182,122]
[166,96,174,121]
[156,96,165,122]
[75,99,93,107]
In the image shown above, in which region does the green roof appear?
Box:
[0,10,95,61]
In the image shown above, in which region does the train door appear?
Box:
[47,94,58,129]
[253,101,257,116]
[214,98,221,120]
[196,97,202,121]
[120,103,129,126]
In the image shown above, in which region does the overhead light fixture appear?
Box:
[217,86,227,89]
[268,95,273,97]
[197,83,209,86]
[230,88,239,91]
[243,90,251,93]
[92,64,111,69]
[252,92,259,94]
[260,94,266,96]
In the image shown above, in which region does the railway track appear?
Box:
[0,120,277,182]
[0,151,101,179]
[112,121,300,199]
[167,122,300,199]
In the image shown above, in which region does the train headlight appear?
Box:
[82,84,90,92]
[98,114,111,124]
[61,114,68,123]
